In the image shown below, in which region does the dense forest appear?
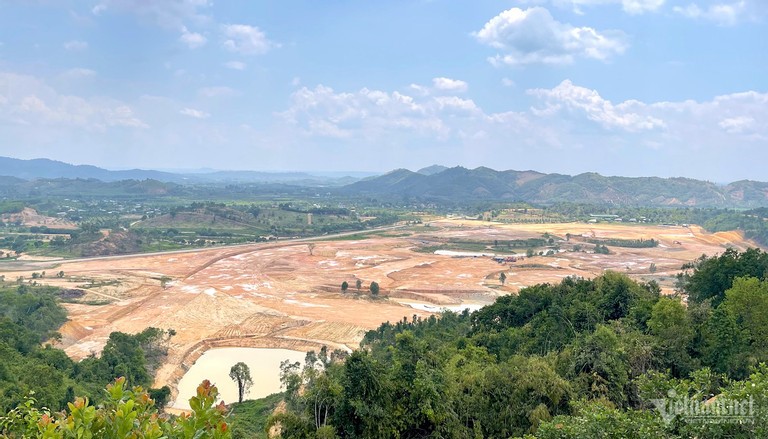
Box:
[4,249,768,438]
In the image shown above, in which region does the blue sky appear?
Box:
[0,0,766,181]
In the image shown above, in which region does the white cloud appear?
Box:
[180,107,210,119]
[63,40,88,51]
[179,26,207,48]
[224,61,246,70]
[434,96,480,112]
[674,1,747,26]
[198,86,236,98]
[474,7,627,66]
[501,78,516,87]
[0,71,148,130]
[529,80,665,131]
[279,80,767,173]
[719,116,754,133]
[222,24,277,55]
[281,85,449,139]
[432,77,469,93]
[61,68,97,79]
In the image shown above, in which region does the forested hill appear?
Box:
[340,166,768,207]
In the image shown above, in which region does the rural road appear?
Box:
[0,224,409,271]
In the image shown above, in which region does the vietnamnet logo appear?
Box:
[650,389,755,425]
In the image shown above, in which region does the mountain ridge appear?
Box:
[340,166,768,207]
[1,157,766,207]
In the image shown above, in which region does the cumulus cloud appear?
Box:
[222,24,277,55]
[63,40,88,51]
[529,80,665,131]
[279,80,767,173]
[180,107,210,119]
[280,85,450,139]
[179,26,207,48]
[473,7,627,66]
[0,71,148,130]
[719,116,754,133]
[224,61,246,70]
[432,77,469,93]
[674,1,747,26]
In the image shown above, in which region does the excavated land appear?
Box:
[0,219,760,401]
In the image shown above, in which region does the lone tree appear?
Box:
[341,281,349,292]
[229,362,253,403]
[355,279,362,292]
[307,243,316,256]
[369,281,380,296]
[499,272,507,286]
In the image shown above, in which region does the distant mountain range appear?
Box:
[0,156,364,186]
[1,157,767,207]
[340,167,768,207]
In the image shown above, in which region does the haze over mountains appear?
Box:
[1,156,767,207]
[0,156,361,186]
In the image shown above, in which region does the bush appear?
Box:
[0,378,231,438]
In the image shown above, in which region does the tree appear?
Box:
[341,281,348,293]
[307,243,316,256]
[356,279,362,292]
[649,262,657,273]
[370,281,380,296]
[499,272,507,286]
[648,297,694,376]
[229,362,253,403]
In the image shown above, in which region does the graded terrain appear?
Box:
[0,219,760,403]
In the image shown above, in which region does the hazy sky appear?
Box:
[0,0,766,181]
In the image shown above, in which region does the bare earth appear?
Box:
[0,220,760,401]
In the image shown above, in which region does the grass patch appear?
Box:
[516,264,562,270]
[228,393,284,439]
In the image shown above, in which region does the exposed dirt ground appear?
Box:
[1,207,78,229]
[0,220,760,400]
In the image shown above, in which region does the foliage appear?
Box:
[0,284,174,412]
[0,377,230,438]
[586,238,658,248]
[678,247,768,305]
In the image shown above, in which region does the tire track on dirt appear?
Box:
[181,243,305,280]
